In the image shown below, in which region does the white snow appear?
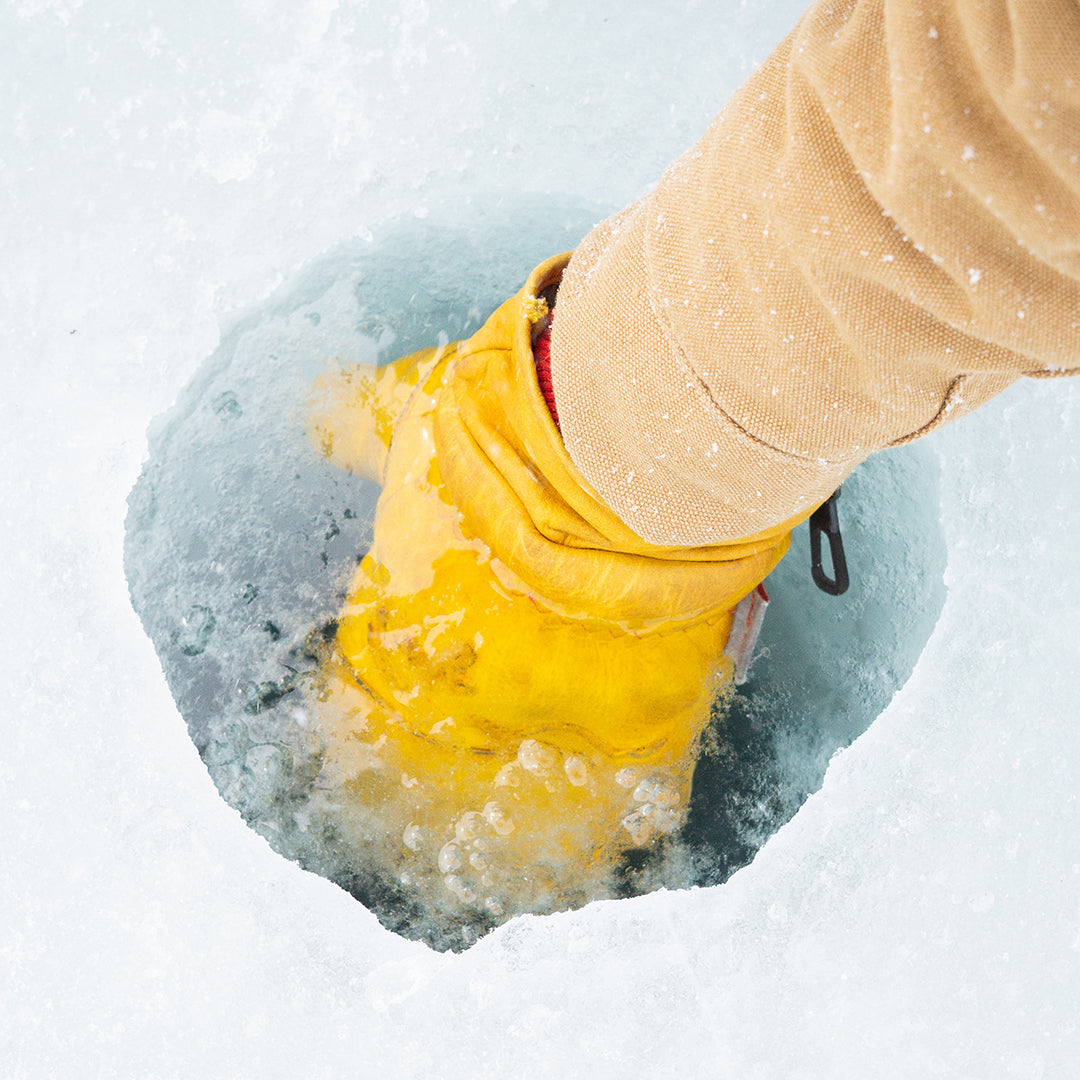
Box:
[3,1,1079,1077]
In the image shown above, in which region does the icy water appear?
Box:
[125,207,947,951]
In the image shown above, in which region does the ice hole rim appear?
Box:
[124,203,949,950]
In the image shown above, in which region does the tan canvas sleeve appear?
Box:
[551,0,1080,546]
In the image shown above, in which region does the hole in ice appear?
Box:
[125,205,946,951]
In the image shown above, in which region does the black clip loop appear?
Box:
[809,488,849,595]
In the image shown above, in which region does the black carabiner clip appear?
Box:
[809,488,849,595]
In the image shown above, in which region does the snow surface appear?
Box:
[3,0,1079,1077]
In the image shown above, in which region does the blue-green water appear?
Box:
[125,206,946,950]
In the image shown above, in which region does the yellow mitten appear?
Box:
[307,255,805,922]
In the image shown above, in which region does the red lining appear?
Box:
[533,317,561,432]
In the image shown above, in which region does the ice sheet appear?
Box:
[4,0,1079,1076]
